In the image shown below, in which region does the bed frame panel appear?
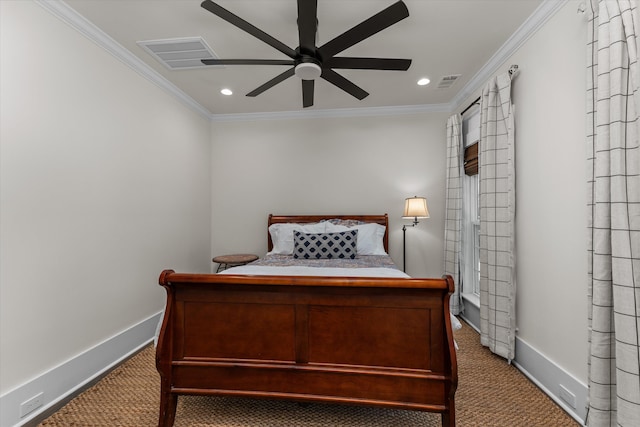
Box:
[156,214,457,427]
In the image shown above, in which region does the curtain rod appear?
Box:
[461,97,480,115]
[460,64,519,116]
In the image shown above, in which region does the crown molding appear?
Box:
[450,0,568,112]
[210,102,451,122]
[35,0,212,120]
[37,0,566,122]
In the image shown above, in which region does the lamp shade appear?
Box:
[403,196,430,219]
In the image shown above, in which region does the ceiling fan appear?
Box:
[200,0,412,108]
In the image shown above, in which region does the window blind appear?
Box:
[464,142,478,176]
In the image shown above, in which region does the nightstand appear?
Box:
[213,254,258,272]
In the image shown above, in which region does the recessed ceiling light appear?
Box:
[417,78,431,86]
[220,88,233,96]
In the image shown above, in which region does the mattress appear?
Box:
[219,254,408,278]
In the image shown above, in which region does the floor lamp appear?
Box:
[402,196,430,272]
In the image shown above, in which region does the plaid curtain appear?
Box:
[444,114,463,315]
[479,71,516,361]
[586,1,640,426]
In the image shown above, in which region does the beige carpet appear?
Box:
[39,320,579,426]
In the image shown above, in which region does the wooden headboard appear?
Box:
[267,214,390,253]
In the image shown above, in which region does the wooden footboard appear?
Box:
[156,271,458,427]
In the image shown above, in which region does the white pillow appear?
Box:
[325,222,387,255]
[268,222,327,255]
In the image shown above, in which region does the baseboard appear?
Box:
[460,294,480,329]
[513,336,587,425]
[459,307,587,425]
[0,312,162,427]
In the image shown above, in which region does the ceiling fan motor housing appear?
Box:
[294,56,322,80]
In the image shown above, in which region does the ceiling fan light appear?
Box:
[295,62,322,80]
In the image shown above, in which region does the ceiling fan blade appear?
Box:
[302,79,314,108]
[297,0,318,53]
[321,69,369,100]
[246,67,296,97]
[318,1,409,58]
[201,0,297,59]
[325,57,411,70]
[201,59,295,66]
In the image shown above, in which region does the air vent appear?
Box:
[137,37,219,70]
[436,74,461,89]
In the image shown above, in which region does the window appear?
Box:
[462,174,480,295]
[461,109,480,298]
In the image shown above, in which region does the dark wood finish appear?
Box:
[212,254,259,265]
[464,142,478,176]
[156,215,457,427]
[212,254,258,272]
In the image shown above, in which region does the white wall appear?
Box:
[210,113,449,278]
[509,1,588,383]
[458,1,589,419]
[0,0,211,400]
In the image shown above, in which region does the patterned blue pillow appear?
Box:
[293,230,358,259]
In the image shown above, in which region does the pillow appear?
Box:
[322,218,366,227]
[293,230,358,259]
[268,222,327,255]
[325,222,387,255]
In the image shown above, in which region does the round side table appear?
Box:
[213,254,258,272]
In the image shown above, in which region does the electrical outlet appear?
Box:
[558,384,576,409]
[20,392,44,418]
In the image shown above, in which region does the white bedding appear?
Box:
[219,264,410,278]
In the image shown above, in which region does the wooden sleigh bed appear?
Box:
[155,214,458,427]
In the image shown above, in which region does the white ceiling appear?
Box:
[60,0,548,116]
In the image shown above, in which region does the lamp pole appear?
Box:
[402,196,429,273]
[402,218,419,272]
